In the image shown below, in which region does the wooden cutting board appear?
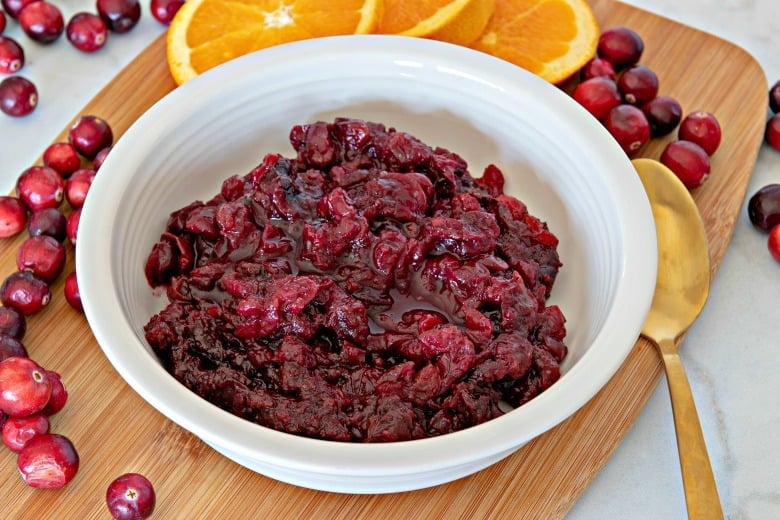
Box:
[1,1,767,517]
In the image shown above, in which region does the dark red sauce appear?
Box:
[143,118,567,442]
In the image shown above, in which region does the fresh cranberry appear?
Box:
[748,184,780,232]
[0,335,27,360]
[641,95,682,137]
[765,113,780,152]
[27,207,67,242]
[43,142,82,177]
[16,235,66,282]
[678,111,722,155]
[0,305,26,340]
[769,80,780,114]
[572,76,621,121]
[0,356,51,416]
[0,75,38,117]
[0,271,51,315]
[93,145,111,170]
[617,65,659,105]
[580,56,616,81]
[597,26,644,69]
[66,12,108,53]
[1,0,37,20]
[0,196,28,238]
[150,0,184,26]
[66,208,81,245]
[106,472,156,519]
[17,433,79,488]
[18,1,64,44]
[68,115,113,159]
[603,104,651,156]
[97,0,141,33]
[16,165,65,212]
[2,412,49,452]
[65,168,95,208]
[0,10,6,33]
[660,140,711,189]
[63,271,82,312]
[0,36,24,73]
[41,370,67,415]
[768,224,780,262]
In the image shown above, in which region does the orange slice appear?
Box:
[376,0,494,45]
[428,0,496,46]
[470,0,599,84]
[167,0,381,85]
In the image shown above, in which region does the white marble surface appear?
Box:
[0,1,778,518]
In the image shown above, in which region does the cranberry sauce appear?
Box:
[143,118,567,442]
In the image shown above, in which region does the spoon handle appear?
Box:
[656,337,724,520]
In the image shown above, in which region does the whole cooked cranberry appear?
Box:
[66,12,108,53]
[63,272,82,312]
[16,165,65,212]
[2,412,49,452]
[93,145,111,170]
[679,111,722,155]
[65,168,95,208]
[17,235,66,282]
[0,305,26,340]
[106,472,156,519]
[580,56,616,81]
[17,433,79,488]
[41,370,67,415]
[0,75,38,117]
[660,140,711,189]
[0,271,51,315]
[769,225,780,262]
[27,207,67,242]
[603,104,651,156]
[0,196,28,238]
[617,65,659,105]
[150,0,184,25]
[1,0,37,20]
[748,184,780,232]
[0,356,51,416]
[641,95,683,137]
[597,26,644,69]
[766,113,780,152]
[769,80,780,114]
[66,208,81,244]
[68,115,113,159]
[97,0,141,33]
[43,142,82,177]
[0,36,24,73]
[18,1,64,44]
[0,335,28,361]
[572,76,621,121]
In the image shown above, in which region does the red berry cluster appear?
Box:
[0,0,184,117]
[0,356,78,488]
[0,114,112,487]
[0,114,158,516]
[569,26,721,190]
[746,81,780,263]
[0,114,111,489]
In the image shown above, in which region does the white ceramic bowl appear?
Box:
[78,35,657,494]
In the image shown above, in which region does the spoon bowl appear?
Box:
[633,158,723,519]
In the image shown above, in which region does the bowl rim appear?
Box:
[77,34,657,484]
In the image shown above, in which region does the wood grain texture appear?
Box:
[0,1,767,518]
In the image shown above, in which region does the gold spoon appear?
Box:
[633,158,724,520]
